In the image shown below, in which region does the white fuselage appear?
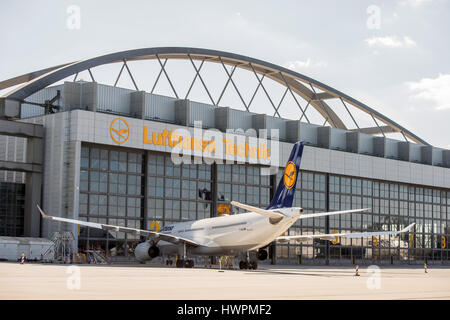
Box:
[154,207,302,257]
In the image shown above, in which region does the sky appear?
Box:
[1,0,449,148]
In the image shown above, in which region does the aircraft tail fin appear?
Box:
[266,141,304,209]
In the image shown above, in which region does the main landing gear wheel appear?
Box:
[239,260,258,270]
[176,259,194,268]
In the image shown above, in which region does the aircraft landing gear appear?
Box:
[175,243,194,268]
[238,260,258,270]
[176,259,194,268]
[239,253,258,271]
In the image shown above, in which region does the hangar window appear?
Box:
[362,180,372,196]
[351,178,361,195]
[81,146,89,168]
[165,200,180,220]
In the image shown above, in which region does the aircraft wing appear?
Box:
[230,201,285,221]
[37,205,200,247]
[277,223,415,243]
[299,208,370,219]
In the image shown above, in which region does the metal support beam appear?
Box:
[371,114,386,138]
[309,83,337,128]
[155,55,179,99]
[88,68,95,82]
[340,97,360,130]
[400,131,408,142]
[219,58,248,111]
[248,73,265,109]
[273,88,288,117]
[216,65,237,106]
[151,58,167,94]
[351,126,397,135]
[313,92,336,100]
[123,59,139,91]
[249,63,278,116]
[279,72,310,123]
[114,62,126,87]
[186,55,215,105]
[299,100,311,122]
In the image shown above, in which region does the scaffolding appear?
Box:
[43,231,76,263]
[83,250,110,264]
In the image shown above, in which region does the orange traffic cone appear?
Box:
[424,262,427,273]
[355,264,360,276]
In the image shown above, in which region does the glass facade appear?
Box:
[276,170,449,265]
[217,164,271,213]
[79,145,145,258]
[78,143,450,264]
[146,153,213,227]
[0,182,25,237]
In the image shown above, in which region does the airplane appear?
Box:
[111,127,128,138]
[37,141,415,269]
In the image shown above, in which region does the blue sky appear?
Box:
[1,0,449,148]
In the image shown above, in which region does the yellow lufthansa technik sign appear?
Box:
[109,118,271,160]
[110,118,130,144]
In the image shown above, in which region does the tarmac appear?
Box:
[0,262,449,300]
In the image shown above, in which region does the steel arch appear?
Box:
[0,47,429,145]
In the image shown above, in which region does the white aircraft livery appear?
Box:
[38,141,415,269]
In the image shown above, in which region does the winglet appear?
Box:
[37,205,49,219]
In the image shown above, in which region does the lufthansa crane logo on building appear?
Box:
[110,118,130,144]
[283,161,297,189]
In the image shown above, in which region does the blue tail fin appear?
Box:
[266,141,304,209]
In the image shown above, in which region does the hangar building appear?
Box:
[0,48,449,264]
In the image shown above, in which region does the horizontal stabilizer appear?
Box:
[231,201,285,222]
[277,223,416,243]
[299,208,370,219]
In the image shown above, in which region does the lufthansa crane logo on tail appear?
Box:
[283,161,297,189]
[110,118,130,144]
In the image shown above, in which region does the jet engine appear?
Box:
[257,249,268,261]
[134,241,160,262]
